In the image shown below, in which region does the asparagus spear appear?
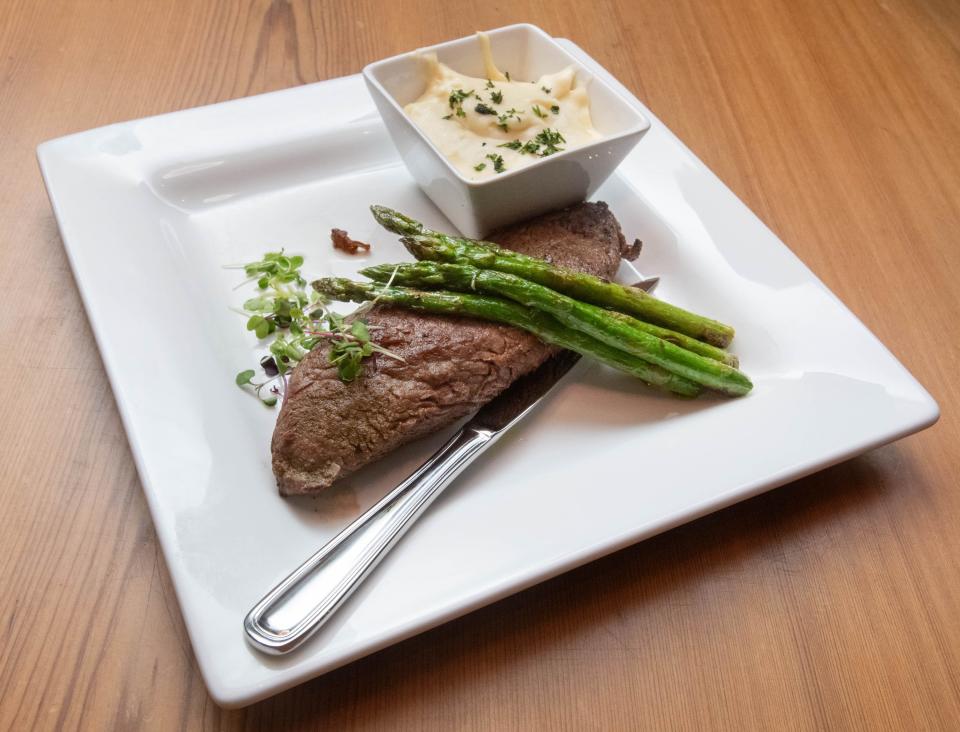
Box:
[366,258,737,367]
[369,205,735,348]
[312,278,702,397]
[607,310,738,367]
[360,262,752,397]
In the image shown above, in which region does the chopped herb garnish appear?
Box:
[490,90,503,104]
[486,153,506,173]
[531,105,547,119]
[505,71,511,81]
[534,128,566,156]
[474,102,497,115]
[448,88,473,109]
[485,79,496,89]
[550,104,560,115]
[442,113,453,120]
[497,139,542,155]
[474,162,487,171]
[541,85,551,94]
[448,88,473,119]
[496,107,522,132]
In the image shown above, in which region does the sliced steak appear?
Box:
[272,201,631,495]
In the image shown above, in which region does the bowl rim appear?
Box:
[362,23,650,189]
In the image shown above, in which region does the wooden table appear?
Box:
[2,0,958,728]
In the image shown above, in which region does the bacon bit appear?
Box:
[331,229,371,255]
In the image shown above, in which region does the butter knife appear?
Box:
[244,277,659,655]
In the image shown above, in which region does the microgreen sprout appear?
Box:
[230,249,399,404]
[314,314,387,382]
[234,369,279,407]
[228,250,324,405]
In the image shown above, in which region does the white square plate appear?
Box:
[37,39,938,707]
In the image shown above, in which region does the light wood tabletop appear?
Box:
[2,0,958,728]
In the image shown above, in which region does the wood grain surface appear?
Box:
[2,0,958,729]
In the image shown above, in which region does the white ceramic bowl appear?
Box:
[363,24,650,238]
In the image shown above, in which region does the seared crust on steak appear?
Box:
[271,202,630,495]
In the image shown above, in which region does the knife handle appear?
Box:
[244,425,494,655]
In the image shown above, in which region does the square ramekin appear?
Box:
[363,24,650,238]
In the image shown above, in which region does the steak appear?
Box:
[271,202,633,495]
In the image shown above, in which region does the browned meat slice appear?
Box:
[271,202,632,495]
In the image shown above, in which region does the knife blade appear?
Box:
[470,349,582,432]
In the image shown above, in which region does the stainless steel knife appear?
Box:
[244,277,659,655]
